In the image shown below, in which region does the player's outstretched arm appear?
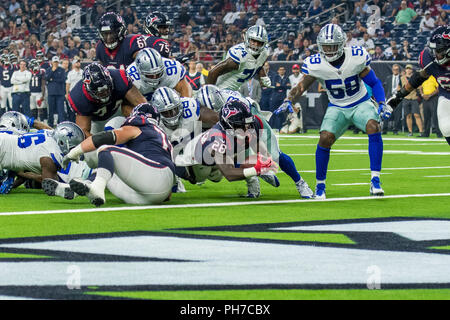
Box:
[39,157,59,182]
[286,74,316,102]
[206,58,239,85]
[174,78,193,98]
[199,106,219,125]
[76,114,93,138]
[125,85,147,109]
[386,69,430,110]
[216,153,277,182]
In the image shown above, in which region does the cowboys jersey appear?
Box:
[302,46,371,107]
[57,160,93,183]
[216,42,269,91]
[420,48,450,99]
[96,34,147,70]
[0,130,62,174]
[126,57,186,100]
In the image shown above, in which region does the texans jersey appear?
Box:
[40,61,51,71]
[216,42,269,91]
[96,34,147,70]
[126,57,186,100]
[144,35,171,58]
[67,69,133,121]
[161,97,201,146]
[302,46,371,108]
[0,130,63,174]
[0,65,14,88]
[420,48,450,99]
[121,114,175,173]
[30,70,44,93]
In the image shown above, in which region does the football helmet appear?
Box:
[244,25,268,56]
[0,53,9,65]
[82,63,114,103]
[135,48,164,87]
[428,25,450,65]
[52,122,85,156]
[144,11,172,39]
[29,59,40,72]
[150,87,182,129]
[0,111,30,135]
[196,85,225,112]
[8,53,17,64]
[98,12,127,50]
[131,102,161,125]
[35,51,44,62]
[317,23,347,62]
[219,100,254,131]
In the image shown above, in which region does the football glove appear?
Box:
[378,103,393,120]
[273,100,294,115]
[254,153,277,175]
[260,76,272,88]
[62,145,83,168]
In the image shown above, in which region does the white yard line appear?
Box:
[332,183,370,186]
[289,149,450,155]
[277,135,444,142]
[1,193,449,217]
[424,175,450,178]
[295,166,450,173]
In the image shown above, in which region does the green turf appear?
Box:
[1,131,449,300]
[0,252,51,259]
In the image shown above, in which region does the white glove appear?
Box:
[62,144,83,168]
[378,103,393,120]
[260,76,272,88]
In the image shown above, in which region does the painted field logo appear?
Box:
[0,218,449,298]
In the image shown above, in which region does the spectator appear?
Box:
[239,77,261,104]
[357,33,375,52]
[382,63,402,135]
[10,59,31,116]
[65,56,82,122]
[276,43,293,61]
[353,0,371,20]
[9,0,20,15]
[81,41,91,58]
[234,12,248,30]
[371,46,386,60]
[419,10,436,32]
[346,32,359,47]
[260,61,275,112]
[420,75,441,137]
[395,1,418,24]
[65,38,80,59]
[401,64,425,137]
[386,45,405,61]
[45,56,66,127]
[400,39,412,60]
[440,0,450,14]
[223,5,240,25]
[123,7,136,26]
[271,41,284,60]
[307,0,323,18]
[194,6,211,26]
[383,40,397,58]
[351,20,367,39]
[436,11,449,26]
[270,66,291,130]
[291,39,303,61]
[59,21,72,39]
[178,7,192,26]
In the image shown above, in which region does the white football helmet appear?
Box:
[317,24,347,62]
[135,48,164,87]
[52,122,85,155]
[244,25,268,56]
[0,111,30,135]
[196,85,225,112]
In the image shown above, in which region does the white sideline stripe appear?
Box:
[332,183,370,186]
[290,149,450,155]
[424,175,450,178]
[278,135,444,142]
[1,193,450,217]
[295,166,450,173]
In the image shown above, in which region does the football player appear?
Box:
[387,26,450,146]
[62,103,176,206]
[126,47,192,100]
[197,85,314,198]
[286,24,390,199]
[95,12,147,70]
[0,121,84,198]
[143,11,172,58]
[67,62,147,138]
[28,59,46,122]
[207,25,272,92]
[174,100,278,187]
[0,53,14,114]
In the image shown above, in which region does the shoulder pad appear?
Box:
[122,114,149,127]
[227,44,248,64]
[419,48,434,70]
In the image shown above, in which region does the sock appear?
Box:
[446,137,450,146]
[315,144,330,182]
[368,132,383,172]
[54,182,69,198]
[279,152,301,183]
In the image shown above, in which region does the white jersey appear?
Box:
[57,160,93,183]
[126,57,186,98]
[216,42,269,91]
[301,46,371,108]
[160,97,201,145]
[0,130,62,174]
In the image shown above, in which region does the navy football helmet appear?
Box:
[98,12,127,50]
[219,100,255,131]
[429,25,450,65]
[29,59,40,72]
[144,11,172,39]
[131,102,161,123]
[82,63,114,103]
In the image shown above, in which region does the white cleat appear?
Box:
[296,178,314,199]
[42,179,75,200]
[69,178,105,207]
[246,176,261,198]
[370,177,384,196]
[314,183,326,200]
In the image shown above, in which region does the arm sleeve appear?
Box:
[362,69,386,103]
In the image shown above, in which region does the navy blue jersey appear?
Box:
[144,35,171,58]
[67,68,133,121]
[40,61,51,72]
[95,34,146,70]
[122,114,175,173]
[420,48,450,99]
[0,65,14,88]
[30,70,44,93]
[195,117,264,166]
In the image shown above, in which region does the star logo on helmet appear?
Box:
[67,132,73,139]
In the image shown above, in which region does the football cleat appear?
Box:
[296,178,314,199]
[246,176,260,198]
[42,179,75,200]
[69,178,105,207]
[370,177,384,196]
[260,174,280,187]
[172,176,186,193]
[315,183,326,200]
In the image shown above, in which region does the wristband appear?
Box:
[243,167,257,178]
[68,144,84,158]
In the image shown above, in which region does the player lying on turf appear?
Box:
[61,103,176,206]
[285,24,389,199]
